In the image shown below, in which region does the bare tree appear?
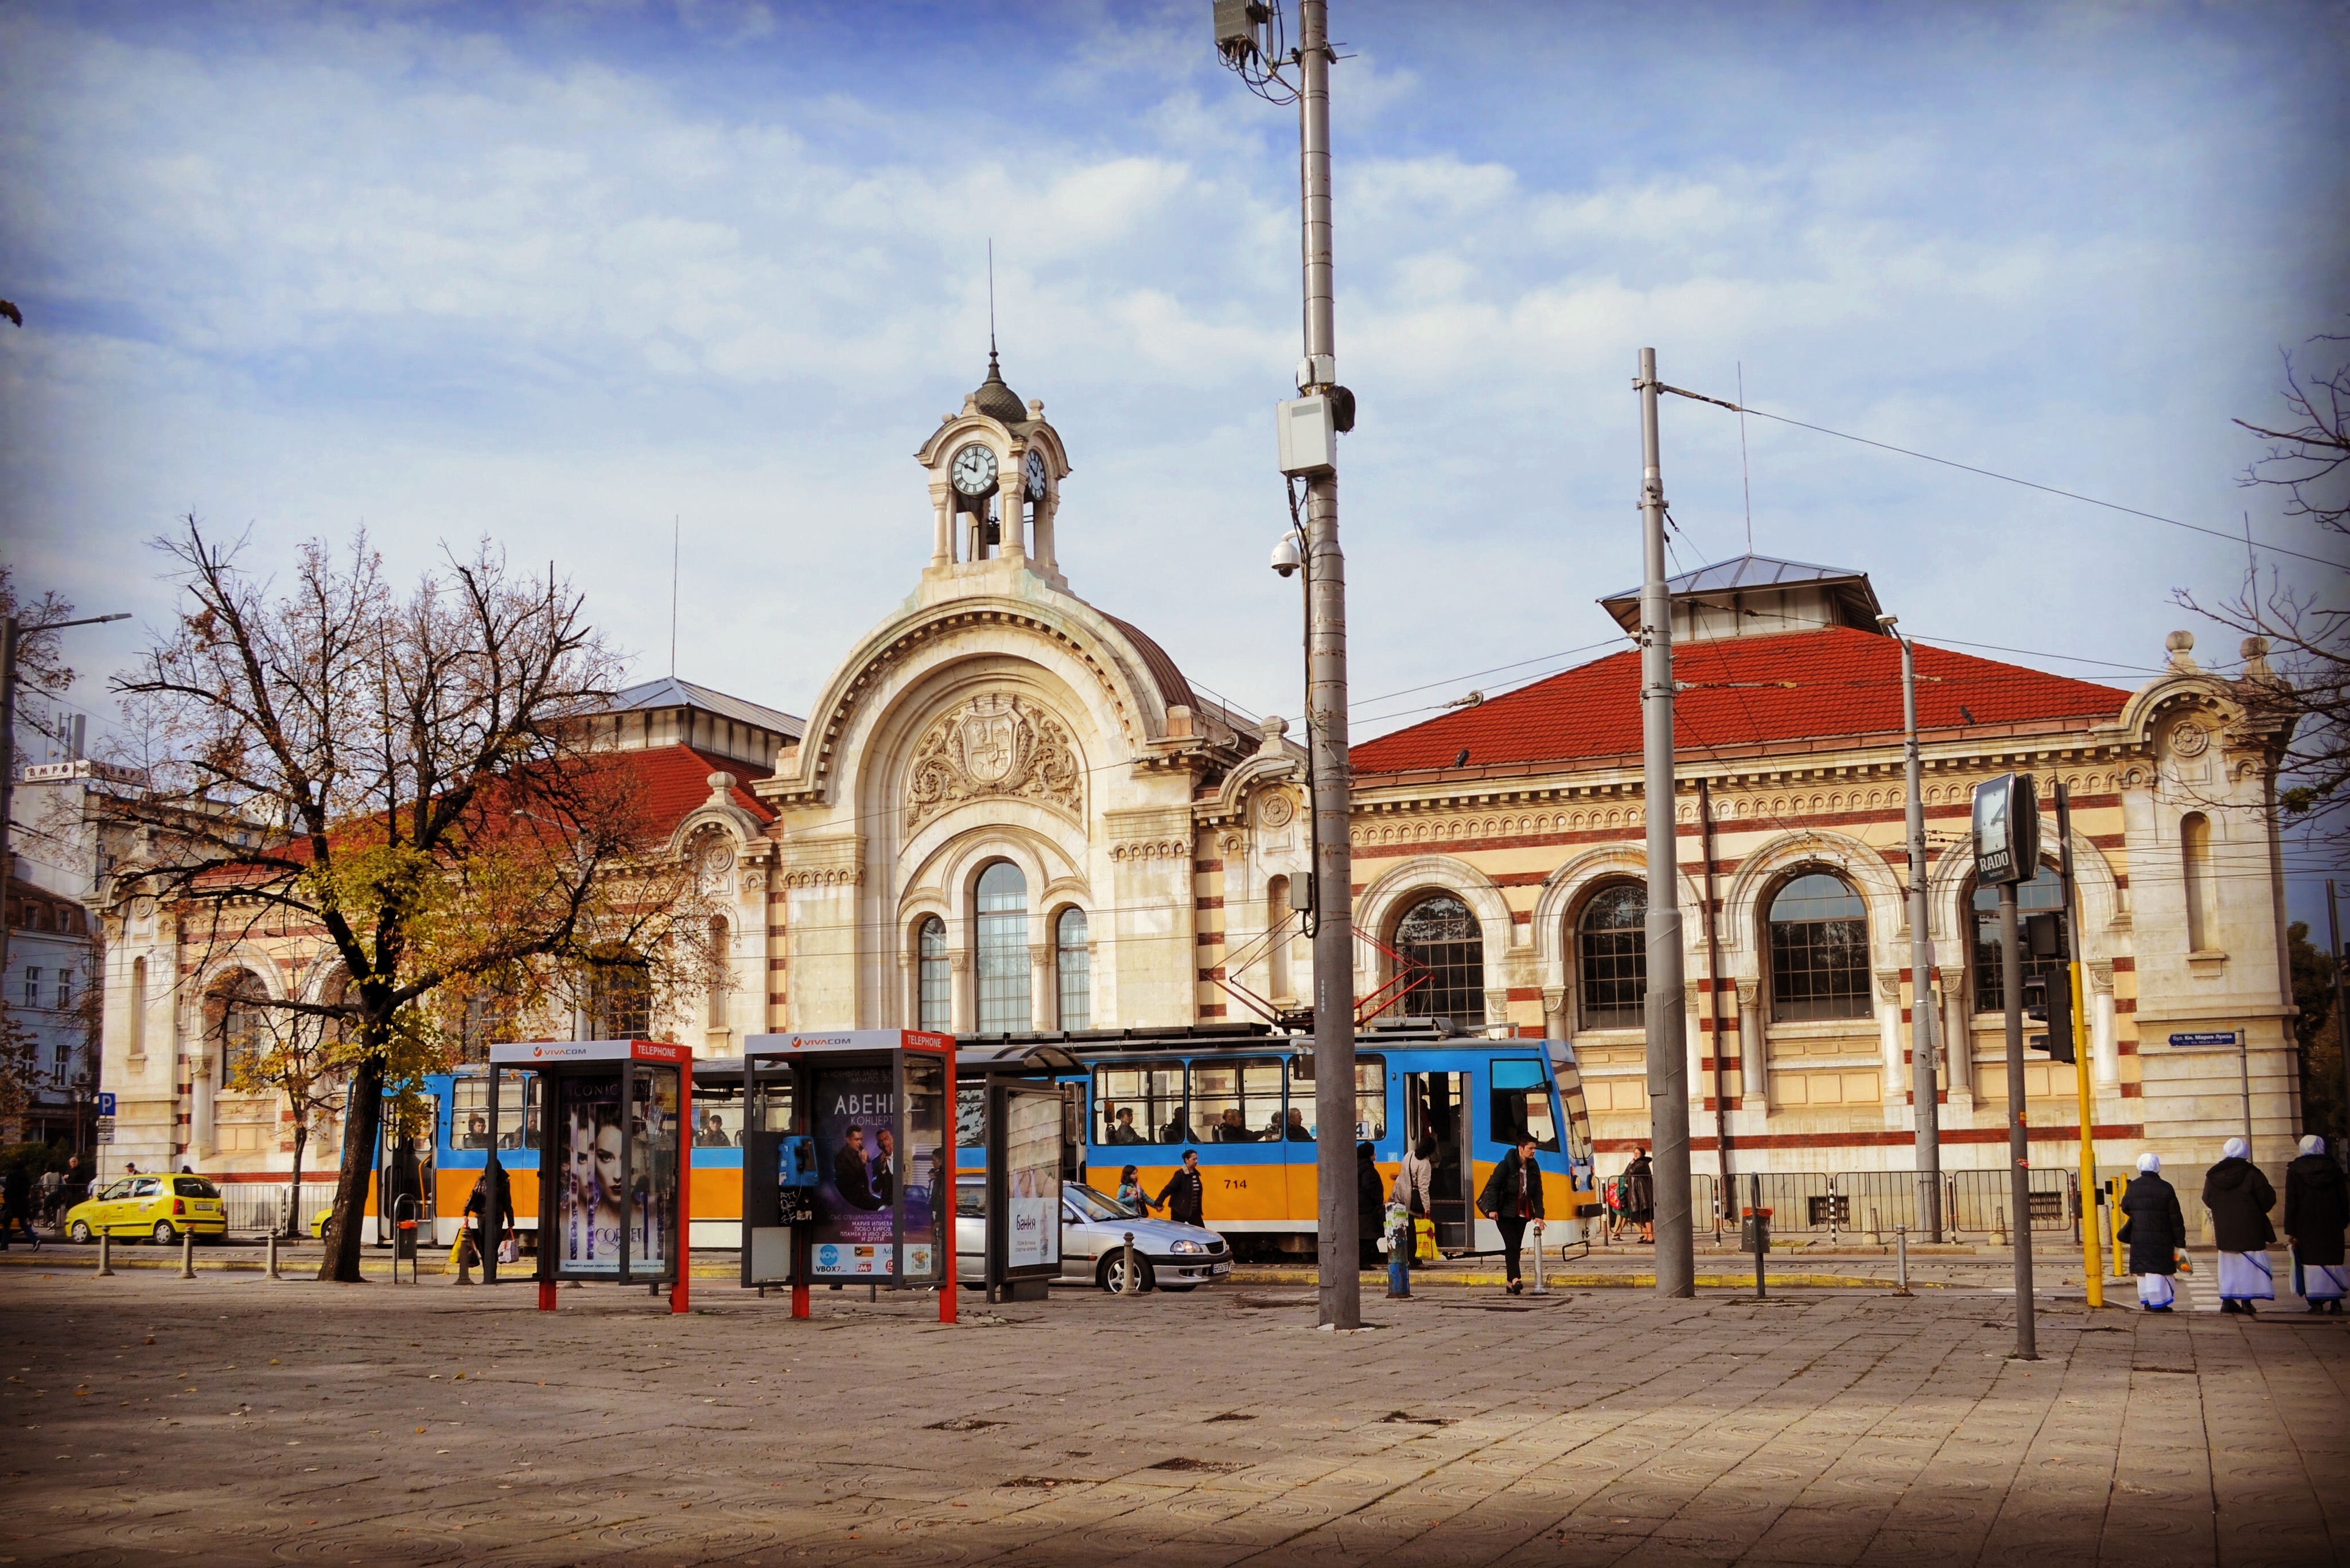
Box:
[221,974,350,1236]
[109,518,705,1282]
[2178,326,2350,851]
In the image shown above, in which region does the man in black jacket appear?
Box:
[2203,1136,2277,1314]
[1153,1149,1206,1227]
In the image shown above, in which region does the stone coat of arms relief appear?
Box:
[904,692,1083,831]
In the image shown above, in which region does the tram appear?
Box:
[383,1023,1597,1259]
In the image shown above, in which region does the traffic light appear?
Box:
[2021,970,2076,1064]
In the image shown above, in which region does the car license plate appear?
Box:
[1211,1260,1232,1275]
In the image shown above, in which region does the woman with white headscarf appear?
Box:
[2285,1134,2346,1315]
[2118,1152,2186,1311]
[2202,1136,2277,1314]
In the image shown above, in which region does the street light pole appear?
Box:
[1635,348,1694,1299]
[1882,619,1944,1240]
[1294,0,1360,1333]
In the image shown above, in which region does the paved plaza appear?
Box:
[2,1267,2344,1567]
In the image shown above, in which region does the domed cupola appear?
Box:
[913,347,1072,590]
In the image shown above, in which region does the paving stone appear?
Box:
[2,1271,2343,1565]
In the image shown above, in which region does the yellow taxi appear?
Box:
[64,1174,228,1244]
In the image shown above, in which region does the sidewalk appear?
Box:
[2,1264,2340,1566]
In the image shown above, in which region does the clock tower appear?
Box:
[913,349,1071,592]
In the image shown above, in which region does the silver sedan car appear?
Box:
[957,1177,1232,1292]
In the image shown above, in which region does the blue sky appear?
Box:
[3,1,2346,908]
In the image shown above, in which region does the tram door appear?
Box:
[1404,1072,1470,1252]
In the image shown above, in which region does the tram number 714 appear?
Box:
[1222,1177,1248,1190]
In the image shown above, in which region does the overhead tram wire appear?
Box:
[1649,382,2345,571]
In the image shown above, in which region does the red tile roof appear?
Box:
[1351,627,2130,776]
[626,744,774,827]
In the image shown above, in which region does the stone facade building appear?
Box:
[89,368,2302,1218]
[1346,556,2301,1196]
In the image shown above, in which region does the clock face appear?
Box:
[950,443,998,497]
[1024,449,1049,503]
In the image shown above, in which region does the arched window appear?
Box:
[1970,863,2065,1013]
[2181,812,2214,951]
[916,916,950,1031]
[1577,882,1646,1030]
[586,951,651,1039]
[975,861,1030,1034]
[1266,876,1292,1000]
[129,956,147,1057]
[1056,907,1091,1030]
[1767,872,1870,1021]
[1395,893,1484,1028]
[705,915,730,1029]
[208,970,269,1088]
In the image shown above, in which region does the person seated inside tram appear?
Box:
[1215,1108,1258,1142]
[1104,1106,1146,1145]
[694,1110,732,1149]
[1285,1107,1315,1142]
[1160,1111,1191,1144]
[463,1113,490,1150]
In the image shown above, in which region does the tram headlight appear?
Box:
[1169,1239,1208,1254]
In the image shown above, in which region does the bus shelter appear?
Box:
[487,1039,692,1314]
[956,1042,1081,1304]
[738,1030,956,1323]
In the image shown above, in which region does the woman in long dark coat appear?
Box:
[1355,1142,1387,1270]
[1622,1149,1655,1244]
[2203,1137,2277,1314]
[2285,1134,2347,1315]
[2119,1151,2186,1312]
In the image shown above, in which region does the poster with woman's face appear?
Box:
[554,1072,663,1277]
[811,1065,899,1278]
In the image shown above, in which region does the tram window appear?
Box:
[1288,1053,1387,1140]
[449,1072,540,1150]
[1192,1056,1284,1142]
[691,1087,744,1148]
[1094,1064,1186,1145]
[1489,1059,1559,1153]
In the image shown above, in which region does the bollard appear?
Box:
[96,1230,113,1278]
[1121,1231,1138,1297]
[1894,1225,1912,1297]
[180,1229,195,1279]
[1530,1219,1548,1296]
[266,1232,280,1280]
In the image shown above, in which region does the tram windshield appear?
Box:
[1489,1058,1561,1152]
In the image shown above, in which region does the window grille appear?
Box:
[1394,894,1485,1027]
[1577,882,1645,1029]
[1767,873,1871,1021]
[917,916,950,1031]
[975,861,1030,1034]
[1055,907,1090,1030]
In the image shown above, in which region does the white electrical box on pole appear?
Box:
[1217,0,1359,1330]
[1635,348,1694,1298]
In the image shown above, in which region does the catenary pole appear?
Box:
[2001,879,2038,1357]
[1635,348,1694,1298]
[1297,0,1359,1332]
[1889,622,1943,1240]
[2057,783,2102,1309]
[2332,882,2350,1173]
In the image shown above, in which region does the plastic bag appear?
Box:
[499,1235,520,1265]
[1414,1216,1438,1263]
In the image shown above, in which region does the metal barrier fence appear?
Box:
[221,1182,339,1235]
[1950,1169,2073,1236]
[1605,1168,2083,1242]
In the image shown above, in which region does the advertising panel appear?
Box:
[1003,1090,1063,1272]
[553,1070,671,1277]
[811,1065,901,1278]
[902,1053,948,1282]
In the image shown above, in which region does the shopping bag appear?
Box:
[1413,1216,1438,1263]
[499,1235,520,1265]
